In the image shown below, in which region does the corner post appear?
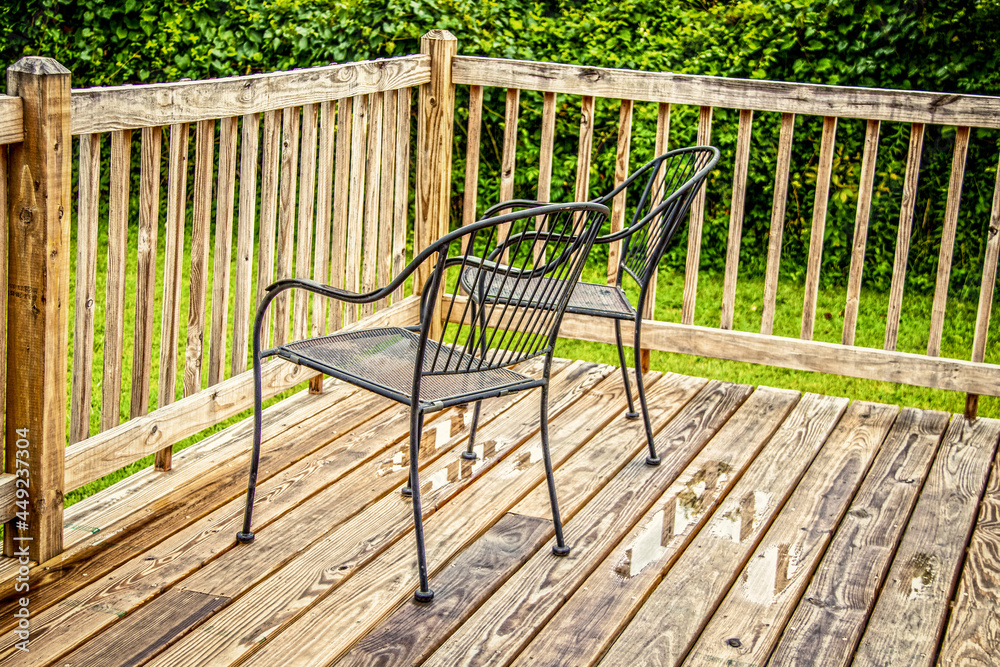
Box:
[4,57,71,562]
[415,30,456,339]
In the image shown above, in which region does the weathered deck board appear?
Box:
[6,359,999,667]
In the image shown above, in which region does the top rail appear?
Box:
[69,54,430,135]
[0,95,23,145]
[452,56,1000,128]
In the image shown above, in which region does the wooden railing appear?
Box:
[3,29,1000,562]
[449,54,1000,406]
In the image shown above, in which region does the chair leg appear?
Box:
[408,408,435,602]
[237,350,265,544]
[540,381,571,557]
[633,317,659,466]
[615,319,639,420]
[462,401,482,460]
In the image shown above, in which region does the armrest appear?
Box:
[480,199,547,219]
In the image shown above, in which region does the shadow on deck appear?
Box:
[0,358,998,666]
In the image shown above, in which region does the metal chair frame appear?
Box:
[470,146,720,466]
[238,201,610,603]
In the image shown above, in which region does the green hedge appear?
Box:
[3,0,1000,294]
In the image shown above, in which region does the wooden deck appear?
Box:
[0,358,998,666]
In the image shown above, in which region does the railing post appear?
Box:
[4,57,71,562]
[415,30,456,339]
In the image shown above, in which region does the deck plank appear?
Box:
[339,372,710,666]
[769,407,951,667]
[685,401,899,666]
[854,415,1000,666]
[597,393,849,667]
[232,368,627,667]
[140,363,613,667]
[424,380,753,667]
[513,386,801,667]
[939,448,1000,664]
[4,359,564,666]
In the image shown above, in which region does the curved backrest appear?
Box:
[596,146,720,287]
[422,201,609,376]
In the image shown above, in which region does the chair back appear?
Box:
[598,146,720,288]
[421,201,609,377]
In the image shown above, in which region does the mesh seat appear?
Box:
[283,327,531,405]
[461,272,635,320]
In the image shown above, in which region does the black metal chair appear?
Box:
[238,200,610,603]
[465,146,720,467]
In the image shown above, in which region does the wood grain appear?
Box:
[231,112,260,377]
[927,125,971,357]
[536,91,556,204]
[361,92,384,319]
[884,123,924,351]
[842,118,880,346]
[801,115,837,341]
[208,116,238,386]
[392,88,412,303]
[461,85,483,252]
[4,57,72,562]
[310,100,335,344]
[70,54,430,134]
[130,127,161,420]
[0,148,5,460]
[607,99,633,285]
[498,87,520,262]
[575,95,595,203]
[274,106,300,344]
[720,108,753,330]
[70,133,100,443]
[329,96,352,324]
[769,407,950,667]
[451,56,1000,128]
[183,119,214,401]
[426,380,753,667]
[938,444,1000,664]
[512,387,800,667]
[681,106,712,326]
[760,112,795,336]
[0,94,23,145]
[597,393,849,667]
[293,103,318,337]
[640,102,671,371]
[101,128,131,433]
[344,94,368,324]
[157,123,189,415]
[854,414,1000,666]
[256,110,281,350]
[377,88,397,311]
[685,401,899,667]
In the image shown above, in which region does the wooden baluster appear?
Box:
[608,99,633,286]
[0,147,5,461]
[330,97,352,325]
[801,116,837,340]
[155,122,189,471]
[499,87,520,263]
[377,89,398,311]
[965,152,1000,419]
[461,85,483,252]
[534,91,558,266]
[884,123,924,351]
[345,94,368,325]
[927,126,971,357]
[293,103,318,338]
[131,126,161,418]
[71,134,100,444]
[184,119,214,398]
[361,93,384,320]
[842,119,881,346]
[311,100,335,337]
[102,129,131,433]
[274,106,300,344]
[639,102,671,373]
[231,112,260,377]
[761,113,795,336]
[391,88,412,304]
[208,116,238,386]
[681,105,713,326]
[256,110,281,350]
[720,109,754,330]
